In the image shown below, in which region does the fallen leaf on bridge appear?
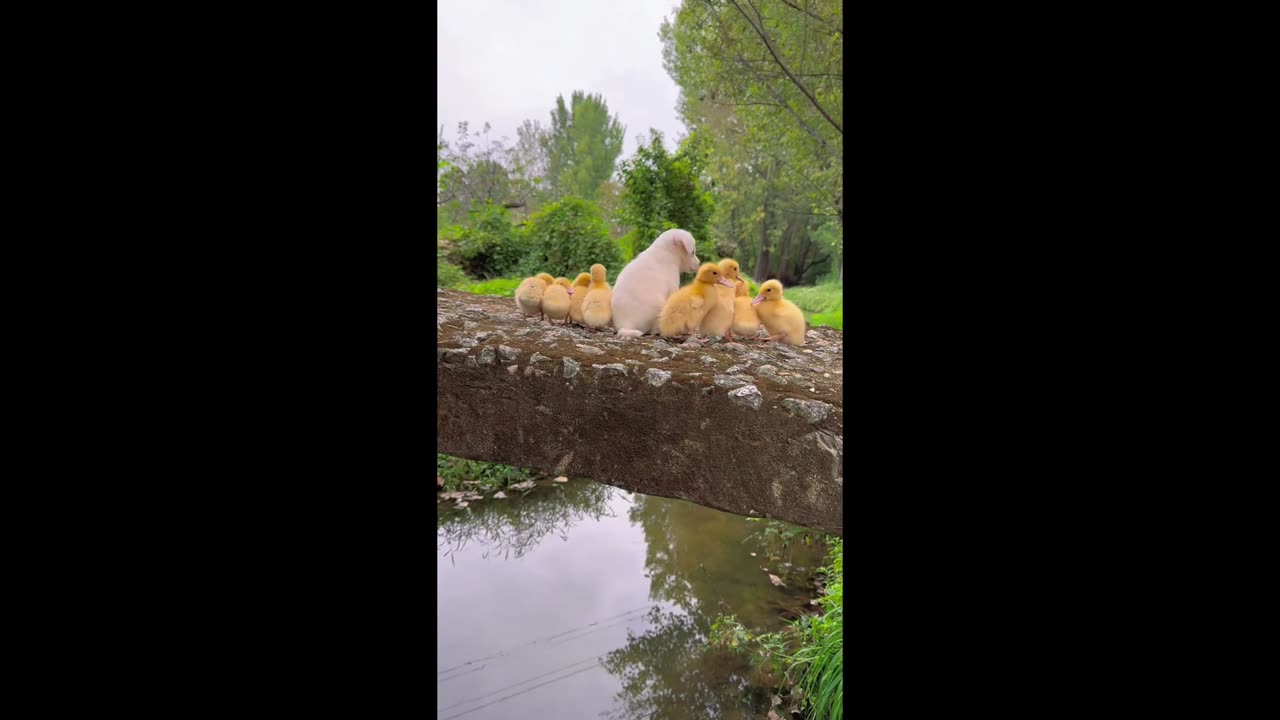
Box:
[768,574,786,587]
[492,491,507,499]
[553,476,568,483]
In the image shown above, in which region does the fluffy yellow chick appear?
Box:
[699,258,741,340]
[568,272,592,324]
[731,278,762,339]
[582,264,613,331]
[658,262,736,342]
[751,279,806,345]
[515,272,555,320]
[542,277,574,324]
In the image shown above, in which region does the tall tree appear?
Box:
[662,0,842,282]
[540,91,626,201]
[437,122,536,225]
[617,130,715,257]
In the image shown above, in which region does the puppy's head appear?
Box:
[659,229,700,272]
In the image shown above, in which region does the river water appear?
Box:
[437,477,825,720]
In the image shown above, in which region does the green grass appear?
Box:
[809,310,843,330]
[784,281,843,314]
[465,277,523,297]
[437,453,540,492]
[792,539,843,720]
[710,536,843,720]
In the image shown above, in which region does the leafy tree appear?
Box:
[437,122,537,226]
[539,91,626,201]
[617,130,715,257]
[521,197,622,279]
[662,0,843,283]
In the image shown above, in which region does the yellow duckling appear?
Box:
[542,277,575,324]
[699,258,741,340]
[731,278,761,339]
[658,262,735,343]
[751,279,806,345]
[568,272,592,325]
[582,264,613,331]
[514,272,555,321]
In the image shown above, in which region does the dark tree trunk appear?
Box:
[754,194,772,279]
[795,231,813,283]
[777,218,795,283]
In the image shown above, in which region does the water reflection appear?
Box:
[437,479,617,562]
[436,482,822,720]
[598,495,821,719]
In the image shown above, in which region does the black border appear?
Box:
[57,3,1204,715]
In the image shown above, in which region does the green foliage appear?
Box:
[661,0,842,221]
[743,517,820,583]
[793,540,843,720]
[540,91,626,201]
[436,454,539,493]
[709,615,792,679]
[618,130,715,257]
[441,203,530,279]
[521,197,622,279]
[437,257,469,290]
[465,276,523,297]
[616,230,639,263]
[661,1,843,282]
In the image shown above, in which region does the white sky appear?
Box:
[437,0,686,160]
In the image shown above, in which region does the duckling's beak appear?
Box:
[751,295,765,306]
[718,278,736,288]
[567,288,575,295]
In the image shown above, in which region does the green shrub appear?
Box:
[444,204,531,279]
[522,197,622,279]
[437,258,469,289]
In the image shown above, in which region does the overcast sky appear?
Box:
[437,0,686,159]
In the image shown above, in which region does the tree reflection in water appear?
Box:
[437,480,617,563]
[599,495,815,719]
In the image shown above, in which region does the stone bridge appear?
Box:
[436,288,844,537]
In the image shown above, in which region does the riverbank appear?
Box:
[712,534,843,720]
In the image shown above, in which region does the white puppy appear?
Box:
[611,229,700,337]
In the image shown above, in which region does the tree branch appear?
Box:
[777,0,842,33]
[799,253,830,277]
[702,14,838,156]
[727,0,843,135]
